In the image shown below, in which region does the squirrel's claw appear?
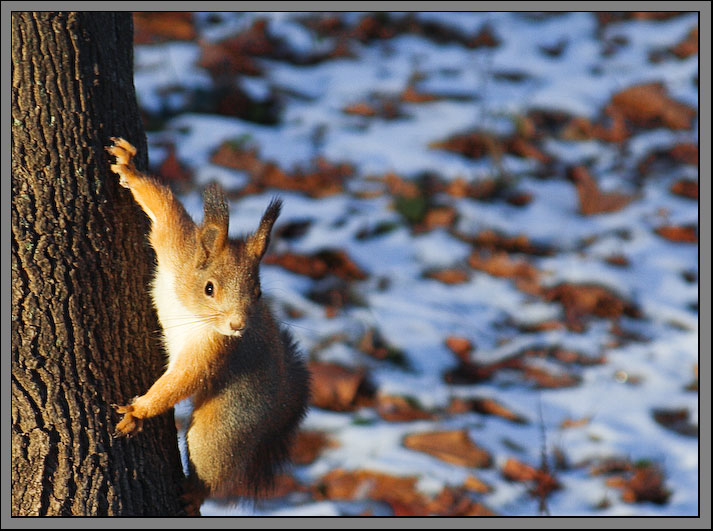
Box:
[113,412,143,438]
[112,400,143,438]
[106,137,138,188]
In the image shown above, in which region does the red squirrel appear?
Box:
[107,137,310,513]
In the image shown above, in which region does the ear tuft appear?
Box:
[197,184,229,267]
[246,197,282,260]
[202,183,229,229]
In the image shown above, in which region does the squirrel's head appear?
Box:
[179,184,282,338]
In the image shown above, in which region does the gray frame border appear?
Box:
[3,1,710,529]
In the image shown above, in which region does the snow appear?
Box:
[133,11,699,517]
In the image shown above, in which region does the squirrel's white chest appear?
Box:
[152,264,199,368]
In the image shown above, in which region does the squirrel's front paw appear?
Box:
[106,137,138,189]
[112,402,144,437]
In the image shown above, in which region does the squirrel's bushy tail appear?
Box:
[240,328,310,498]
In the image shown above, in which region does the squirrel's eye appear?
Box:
[205,281,214,297]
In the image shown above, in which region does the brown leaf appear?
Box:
[376,394,434,422]
[502,457,539,481]
[308,362,371,411]
[343,102,378,117]
[686,363,698,392]
[432,131,550,164]
[464,229,555,256]
[291,430,337,465]
[422,206,457,230]
[505,191,533,207]
[670,26,698,58]
[543,282,640,330]
[671,178,699,199]
[651,408,697,436]
[265,249,368,280]
[655,225,697,243]
[469,397,529,424]
[568,166,636,216]
[605,254,630,267]
[197,19,279,78]
[444,354,524,385]
[198,41,262,76]
[468,250,541,294]
[315,469,424,510]
[463,474,494,494]
[427,487,497,516]
[424,268,470,284]
[211,141,352,197]
[612,464,671,505]
[669,143,699,165]
[591,458,634,476]
[157,144,191,183]
[444,336,474,363]
[560,416,591,429]
[430,131,496,160]
[229,472,303,498]
[133,12,196,44]
[401,84,438,103]
[523,365,581,388]
[505,136,552,164]
[445,177,501,201]
[382,171,421,198]
[610,82,696,130]
[502,458,561,501]
[403,430,492,467]
[468,25,500,48]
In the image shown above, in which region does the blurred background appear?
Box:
[131,11,699,516]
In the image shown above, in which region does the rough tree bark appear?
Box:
[11,12,185,516]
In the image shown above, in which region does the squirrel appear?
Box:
[106,137,310,514]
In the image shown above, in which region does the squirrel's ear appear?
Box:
[246,198,282,260]
[197,184,229,267]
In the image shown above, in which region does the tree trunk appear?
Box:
[11,12,184,516]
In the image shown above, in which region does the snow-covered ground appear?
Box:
[132,12,699,516]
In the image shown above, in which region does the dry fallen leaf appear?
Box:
[651,408,697,437]
[568,166,636,216]
[608,464,671,505]
[463,474,494,494]
[424,268,471,284]
[444,336,474,363]
[265,249,368,281]
[463,229,555,256]
[376,394,434,422]
[211,141,352,197]
[400,84,438,103]
[523,364,581,389]
[469,397,529,424]
[291,430,337,465]
[133,12,196,44]
[403,429,492,468]
[468,250,541,295]
[609,82,696,130]
[157,144,191,183]
[502,457,561,503]
[670,178,698,199]
[343,101,378,117]
[670,26,698,59]
[655,225,697,243]
[543,282,640,330]
[308,362,371,411]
